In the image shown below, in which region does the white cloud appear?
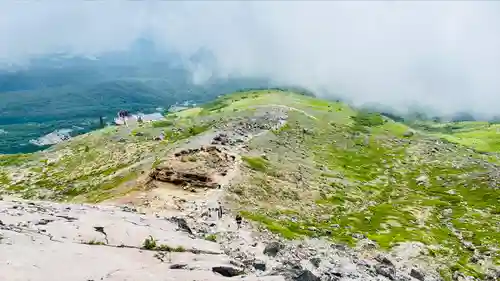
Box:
[1,1,500,116]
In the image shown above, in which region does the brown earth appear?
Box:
[148,145,236,190]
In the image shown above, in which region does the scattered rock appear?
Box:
[302,128,313,135]
[442,208,452,217]
[309,257,321,268]
[253,261,267,271]
[415,175,429,186]
[294,270,320,281]
[462,241,475,251]
[121,206,137,213]
[264,241,284,257]
[410,268,425,281]
[169,264,188,269]
[358,239,378,250]
[485,268,500,281]
[212,133,231,145]
[34,218,54,225]
[375,254,394,267]
[321,271,342,281]
[352,233,365,239]
[170,217,193,235]
[375,264,396,280]
[403,130,415,138]
[230,259,246,268]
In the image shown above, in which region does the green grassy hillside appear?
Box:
[411,120,500,154]
[0,90,499,280]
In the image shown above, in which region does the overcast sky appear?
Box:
[1,1,500,116]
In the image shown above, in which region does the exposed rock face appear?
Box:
[0,198,283,281]
[149,145,235,189]
[150,165,220,188]
[1,142,451,281]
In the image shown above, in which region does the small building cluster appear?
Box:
[113,110,164,126]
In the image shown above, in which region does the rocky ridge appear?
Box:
[0,195,448,281]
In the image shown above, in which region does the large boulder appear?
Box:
[263,241,285,257]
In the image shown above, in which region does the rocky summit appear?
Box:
[0,90,499,281]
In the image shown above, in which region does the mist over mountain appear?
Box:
[1,1,500,118]
[3,1,500,153]
[0,42,272,154]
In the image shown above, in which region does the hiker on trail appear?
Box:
[217,202,223,219]
[235,214,242,229]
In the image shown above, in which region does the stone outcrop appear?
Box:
[149,146,235,189]
[0,197,283,281]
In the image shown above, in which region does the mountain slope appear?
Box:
[0,50,272,154]
[1,90,499,280]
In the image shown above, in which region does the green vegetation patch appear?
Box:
[152,120,174,128]
[412,121,500,153]
[0,154,32,166]
[229,96,500,280]
[351,111,385,129]
[242,156,270,172]
[204,234,217,242]
[0,171,10,185]
[142,236,186,252]
[201,98,230,114]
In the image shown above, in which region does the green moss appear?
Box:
[152,157,161,168]
[242,156,269,172]
[84,239,106,245]
[416,121,500,152]
[351,111,385,128]
[152,120,174,128]
[204,234,217,242]
[200,98,230,114]
[142,236,157,250]
[241,211,300,240]
[84,171,139,203]
[0,171,10,185]
[0,154,32,166]
[187,124,210,136]
[142,236,186,252]
[5,184,25,191]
